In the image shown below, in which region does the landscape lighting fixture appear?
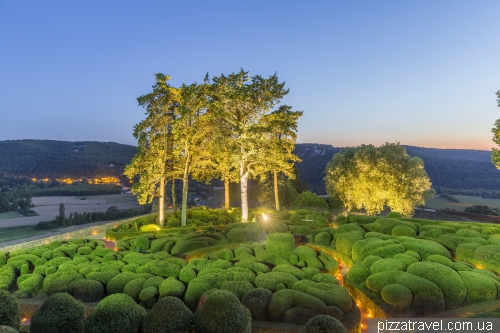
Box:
[262,213,268,222]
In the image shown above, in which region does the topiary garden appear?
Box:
[3,207,500,331]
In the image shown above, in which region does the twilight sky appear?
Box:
[1,1,499,150]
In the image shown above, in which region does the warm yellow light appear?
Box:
[262,213,268,222]
[22,318,27,323]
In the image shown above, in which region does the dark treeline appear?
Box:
[0,140,136,178]
[294,144,500,196]
[31,184,122,196]
[37,205,150,229]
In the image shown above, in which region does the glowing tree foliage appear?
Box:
[491,90,500,169]
[125,74,179,227]
[208,70,289,222]
[324,143,433,216]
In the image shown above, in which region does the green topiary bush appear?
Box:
[83,293,146,333]
[459,271,498,305]
[42,271,84,295]
[234,261,270,274]
[369,258,406,273]
[381,284,412,312]
[300,315,347,333]
[170,241,210,256]
[123,278,147,302]
[220,280,254,300]
[142,296,193,333]
[266,233,296,257]
[0,290,20,330]
[73,279,105,302]
[241,288,273,321]
[292,280,352,312]
[255,272,299,291]
[267,289,327,323]
[335,232,364,257]
[184,277,218,309]
[194,290,251,333]
[391,225,417,237]
[106,272,139,295]
[314,232,332,247]
[158,277,185,298]
[30,293,86,333]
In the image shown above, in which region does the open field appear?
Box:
[0,194,141,228]
[425,195,500,211]
[0,225,53,243]
[0,211,25,219]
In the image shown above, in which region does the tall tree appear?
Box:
[124,74,179,227]
[258,105,302,211]
[324,143,433,216]
[209,70,288,222]
[491,90,500,169]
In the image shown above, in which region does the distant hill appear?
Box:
[294,143,500,194]
[0,140,136,178]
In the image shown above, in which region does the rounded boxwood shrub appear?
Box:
[391,225,416,237]
[234,261,270,274]
[170,241,210,256]
[194,290,251,333]
[220,280,254,300]
[86,270,120,285]
[255,272,299,291]
[402,240,451,260]
[241,288,273,321]
[227,267,255,283]
[42,271,84,295]
[392,254,419,266]
[159,277,185,298]
[106,272,138,295]
[267,289,326,322]
[149,261,181,278]
[142,296,193,333]
[314,232,332,247]
[335,232,364,257]
[30,292,86,333]
[292,280,352,312]
[18,273,43,295]
[0,326,17,333]
[266,233,296,258]
[83,293,146,333]
[123,278,147,302]
[370,258,407,274]
[293,246,323,268]
[381,284,412,312]
[139,286,158,302]
[73,279,105,302]
[184,277,218,310]
[272,265,306,280]
[459,271,498,304]
[0,290,20,330]
[300,315,347,333]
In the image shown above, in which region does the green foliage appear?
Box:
[194,290,251,333]
[220,280,254,300]
[42,271,84,295]
[30,293,86,333]
[158,277,185,298]
[391,225,416,237]
[313,232,331,247]
[0,290,20,330]
[142,297,193,333]
[290,191,328,209]
[369,258,407,274]
[459,271,498,304]
[241,288,273,321]
[266,233,295,257]
[292,280,352,312]
[300,315,347,333]
[325,143,433,216]
[123,278,147,302]
[402,239,451,260]
[234,261,270,274]
[106,272,139,295]
[83,293,146,333]
[73,279,105,302]
[254,272,299,291]
[267,289,326,323]
[381,284,412,312]
[386,212,403,218]
[17,273,43,295]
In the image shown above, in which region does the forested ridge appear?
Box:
[0,140,136,178]
[294,144,500,195]
[2,140,500,196]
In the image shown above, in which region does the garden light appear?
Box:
[262,213,268,222]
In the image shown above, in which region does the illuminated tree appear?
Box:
[208,70,289,222]
[258,105,302,211]
[491,90,500,169]
[125,74,179,227]
[324,143,433,216]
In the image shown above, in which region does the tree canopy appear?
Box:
[491,90,500,170]
[324,143,433,216]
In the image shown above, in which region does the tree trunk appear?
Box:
[224,176,230,209]
[241,170,249,223]
[274,170,280,211]
[158,176,165,227]
[181,153,191,226]
[171,176,177,213]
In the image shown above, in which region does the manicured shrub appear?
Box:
[142,296,193,333]
[234,261,270,274]
[139,286,158,302]
[459,271,498,305]
[170,240,210,255]
[406,261,466,309]
[143,276,164,289]
[42,271,84,295]
[123,278,147,302]
[438,235,487,251]
[255,272,299,291]
[106,272,139,295]
[402,239,451,260]
[455,229,482,238]
[184,277,218,309]
[292,280,352,312]
[30,292,86,333]
[334,224,364,240]
[226,228,260,243]
[227,267,256,283]
[302,267,321,280]
[0,326,17,333]
[427,254,453,267]
[391,225,416,237]
[267,289,326,322]
[266,233,295,257]
[366,218,417,235]
[83,293,146,333]
[0,290,20,330]
[381,284,412,312]
[335,232,364,256]
[366,271,445,315]
[73,279,105,302]
[455,243,482,261]
[369,258,406,274]
[158,277,185,298]
[220,280,254,300]
[314,232,332,247]
[392,254,419,266]
[86,270,120,284]
[293,246,323,268]
[300,315,347,333]
[17,273,43,295]
[289,226,313,235]
[273,265,306,280]
[241,288,273,320]
[194,290,251,333]
[345,263,370,284]
[312,274,338,285]
[149,261,182,278]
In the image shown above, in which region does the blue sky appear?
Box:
[1,1,499,150]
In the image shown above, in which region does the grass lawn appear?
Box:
[426,195,500,211]
[0,225,53,243]
[105,196,138,204]
[0,211,25,219]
